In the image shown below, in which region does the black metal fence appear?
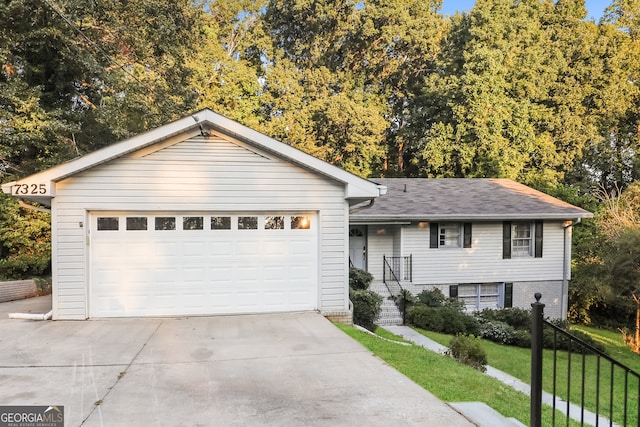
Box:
[531,293,640,426]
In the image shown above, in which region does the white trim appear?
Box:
[3,110,384,201]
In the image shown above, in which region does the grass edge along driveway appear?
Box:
[334,323,581,427]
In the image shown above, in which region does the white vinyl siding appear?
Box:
[400,222,565,285]
[51,134,349,319]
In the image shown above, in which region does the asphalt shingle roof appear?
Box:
[350,178,593,221]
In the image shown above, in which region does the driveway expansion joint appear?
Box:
[79,319,164,426]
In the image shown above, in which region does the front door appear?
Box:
[349,226,366,270]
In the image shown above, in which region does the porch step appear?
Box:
[374,287,403,326]
[450,402,526,427]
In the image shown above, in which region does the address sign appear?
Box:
[11,182,52,197]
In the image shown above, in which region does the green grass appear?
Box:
[417,327,640,426]
[335,323,579,426]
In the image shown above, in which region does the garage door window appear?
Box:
[183,217,203,230]
[126,217,147,230]
[265,216,284,230]
[291,216,310,229]
[97,217,119,231]
[155,217,176,230]
[211,216,231,230]
[238,216,258,230]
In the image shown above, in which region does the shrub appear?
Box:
[406,305,479,335]
[416,288,446,307]
[350,288,382,331]
[349,267,373,290]
[392,289,416,323]
[477,308,531,330]
[447,334,487,372]
[406,305,443,332]
[542,326,606,354]
[511,329,532,348]
[479,320,516,344]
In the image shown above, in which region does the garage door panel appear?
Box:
[90,212,317,317]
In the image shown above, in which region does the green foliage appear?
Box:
[391,289,416,323]
[349,288,382,332]
[416,288,446,307]
[348,267,373,290]
[447,334,487,372]
[0,194,51,280]
[478,321,517,345]
[476,307,532,330]
[348,267,380,330]
[405,305,480,336]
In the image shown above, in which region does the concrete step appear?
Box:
[450,402,526,427]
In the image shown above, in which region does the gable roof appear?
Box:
[350,178,593,222]
[1,109,384,203]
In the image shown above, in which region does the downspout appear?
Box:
[562,218,582,320]
[8,310,53,321]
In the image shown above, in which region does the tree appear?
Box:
[188,0,267,127]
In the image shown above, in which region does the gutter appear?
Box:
[18,200,51,214]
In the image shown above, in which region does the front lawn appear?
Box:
[335,323,579,426]
[418,326,640,426]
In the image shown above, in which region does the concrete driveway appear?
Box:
[0,297,473,426]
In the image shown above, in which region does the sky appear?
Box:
[439,0,612,22]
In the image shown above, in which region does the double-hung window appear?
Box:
[503,221,543,258]
[430,222,472,248]
[512,223,532,256]
[449,283,513,312]
[439,223,461,247]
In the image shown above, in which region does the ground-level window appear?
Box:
[450,283,511,311]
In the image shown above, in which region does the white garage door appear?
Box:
[89,212,317,317]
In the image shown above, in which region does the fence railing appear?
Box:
[383,255,412,283]
[382,256,404,298]
[531,293,640,427]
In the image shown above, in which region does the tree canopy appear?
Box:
[3,0,640,326]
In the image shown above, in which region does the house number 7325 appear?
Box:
[12,183,48,195]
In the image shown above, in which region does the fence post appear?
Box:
[531,292,545,427]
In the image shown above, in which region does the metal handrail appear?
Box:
[383,256,404,297]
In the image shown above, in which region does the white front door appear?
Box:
[349,226,366,270]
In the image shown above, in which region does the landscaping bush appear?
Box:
[406,305,443,332]
[543,325,606,354]
[477,307,531,330]
[349,267,373,290]
[447,334,488,372]
[391,289,416,323]
[479,320,516,344]
[511,329,532,348]
[416,288,446,307]
[406,305,479,335]
[350,288,382,331]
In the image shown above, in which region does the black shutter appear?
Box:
[449,285,458,298]
[503,222,512,259]
[463,223,472,248]
[430,223,439,248]
[535,220,543,258]
[504,283,513,308]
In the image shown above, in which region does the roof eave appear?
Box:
[349,212,594,223]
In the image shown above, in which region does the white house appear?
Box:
[349,178,593,319]
[1,110,385,320]
[3,111,592,321]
